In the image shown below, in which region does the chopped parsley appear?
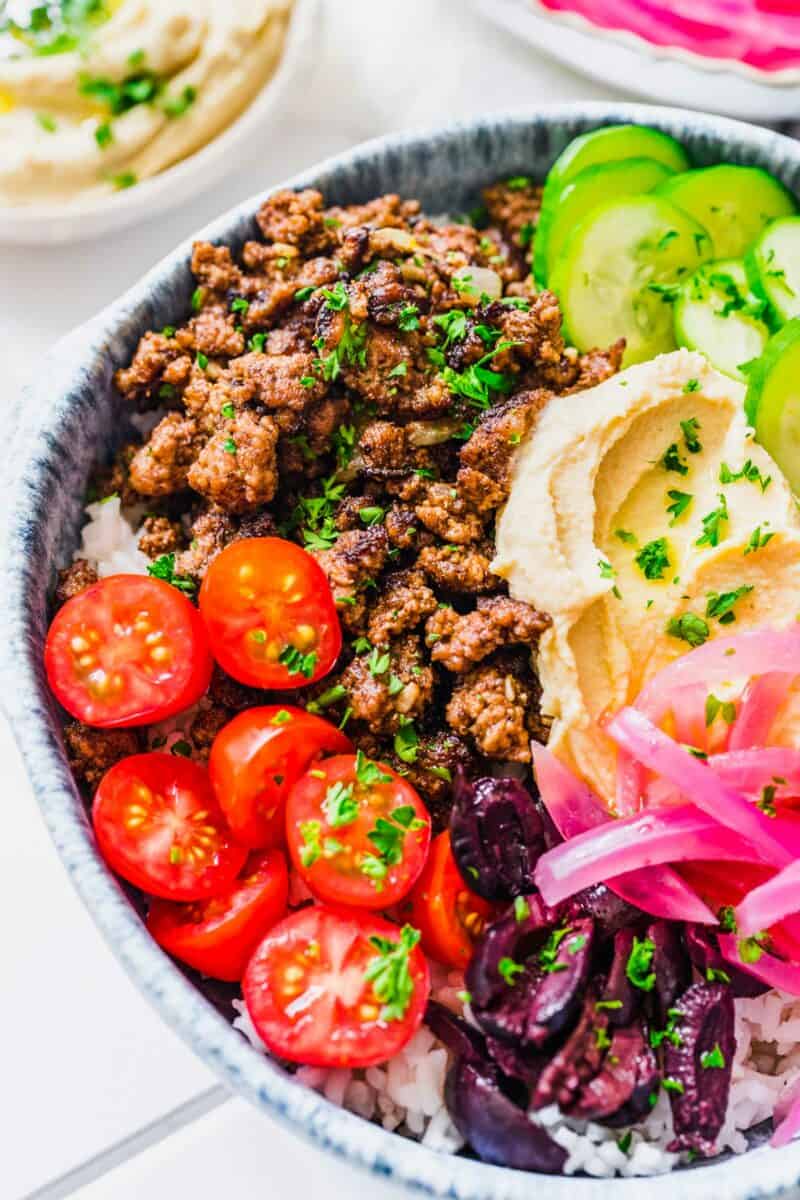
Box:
[365,925,421,1021]
[650,1009,683,1050]
[745,525,774,555]
[439,341,517,411]
[359,505,386,527]
[322,782,359,828]
[595,999,623,1012]
[718,905,737,933]
[248,332,266,353]
[306,683,348,714]
[299,820,322,868]
[683,378,700,393]
[635,537,670,581]
[94,120,113,147]
[222,437,236,454]
[498,957,526,985]
[700,1043,726,1070]
[398,304,420,332]
[196,351,209,370]
[433,309,469,348]
[696,494,729,549]
[705,694,736,727]
[538,926,571,974]
[598,559,616,580]
[666,489,692,524]
[705,584,753,624]
[354,750,393,788]
[667,612,710,647]
[680,417,702,453]
[146,553,195,595]
[720,459,772,492]
[757,785,777,818]
[514,896,530,923]
[662,442,689,475]
[162,85,197,119]
[111,171,137,190]
[367,648,391,677]
[662,1077,685,1095]
[278,646,318,679]
[294,286,315,302]
[221,402,236,419]
[626,935,656,992]
[615,529,637,545]
[394,718,419,764]
[738,932,768,964]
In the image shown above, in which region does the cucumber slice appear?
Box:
[536,124,690,287]
[550,195,713,366]
[746,216,800,323]
[746,319,800,493]
[674,259,770,382]
[655,166,797,260]
[540,157,675,286]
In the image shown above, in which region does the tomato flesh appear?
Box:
[286,754,431,909]
[147,849,289,981]
[208,706,352,849]
[199,538,341,689]
[407,831,496,970]
[243,906,430,1068]
[93,753,247,901]
[45,574,213,728]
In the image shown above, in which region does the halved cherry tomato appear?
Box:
[406,830,496,970]
[243,906,430,1068]
[147,849,289,981]
[93,753,247,900]
[679,860,800,961]
[208,706,352,849]
[286,753,431,909]
[45,574,213,728]
[198,538,341,689]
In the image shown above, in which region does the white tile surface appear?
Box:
[1,2,618,1197]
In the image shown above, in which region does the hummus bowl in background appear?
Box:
[8,104,800,1199]
[0,0,317,246]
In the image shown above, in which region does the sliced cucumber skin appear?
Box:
[673,259,769,382]
[537,157,675,288]
[747,320,800,493]
[536,125,690,289]
[655,165,797,261]
[746,217,800,324]
[550,195,713,366]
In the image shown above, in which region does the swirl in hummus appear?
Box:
[494,348,800,806]
[0,0,293,206]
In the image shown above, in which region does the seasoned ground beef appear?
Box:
[98,177,622,821]
[55,559,98,608]
[64,721,142,789]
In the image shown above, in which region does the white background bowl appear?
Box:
[0,0,318,246]
[467,0,800,121]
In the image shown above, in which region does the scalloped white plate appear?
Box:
[0,0,318,246]
[468,0,800,120]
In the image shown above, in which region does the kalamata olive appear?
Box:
[466,901,593,1050]
[663,981,735,1156]
[485,1035,545,1087]
[601,928,640,1026]
[424,1000,486,1061]
[649,921,691,1023]
[572,883,643,935]
[445,1056,567,1174]
[685,924,769,998]
[571,1022,660,1126]
[450,771,546,900]
[531,986,609,1112]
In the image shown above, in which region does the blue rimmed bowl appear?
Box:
[5,103,800,1200]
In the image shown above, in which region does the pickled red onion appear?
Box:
[532,742,715,922]
[535,803,764,906]
[718,934,800,997]
[708,747,800,795]
[735,860,800,936]
[607,707,795,867]
[729,673,792,751]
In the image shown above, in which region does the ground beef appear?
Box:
[426,596,550,673]
[446,652,541,762]
[81,178,624,824]
[187,411,279,512]
[64,721,142,790]
[367,568,438,645]
[338,635,434,735]
[54,559,98,608]
[137,515,183,559]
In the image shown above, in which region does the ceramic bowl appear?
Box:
[6,103,800,1200]
[468,0,800,121]
[0,0,318,248]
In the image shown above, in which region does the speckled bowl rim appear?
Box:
[6,103,800,1200]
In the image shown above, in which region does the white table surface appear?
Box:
[1,3,619,1197]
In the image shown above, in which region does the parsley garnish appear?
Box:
[718,906,737,933]
[322,782,359,828]
[700,1043,726,1070]
[626,935,656,991]
[662,443,688,475]
[705,585,753,624]
[683,378,700,393]
[306,683,347,714]
[719,460,771,492]
[294,286,315,303]
[367,648,391,677]
[365,926,421,1021]
[394,718,419,764]
[359,505,385,527]
[299,820,322,867]
[278,646,318,679]
[498,957,526,985]
[757,785,777,818]
[662,1077,685,1095]
[514,896,530,923]
[635,537,670,581]
[745,525,774,555]
[538,926,571,974]
[696,494,729,549]
[146,553,195,595]
[354,750,392,787]
[666,489,692,524]
[398,304,420,332]
[440,341,517,411]
[615,529,637,544]
[248,332,266,352]
[667,612,710,647]
[705,694,736,727]
[681,417,702,453]
[433,309,470,349]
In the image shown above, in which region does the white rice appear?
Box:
[78,497,800,1176]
